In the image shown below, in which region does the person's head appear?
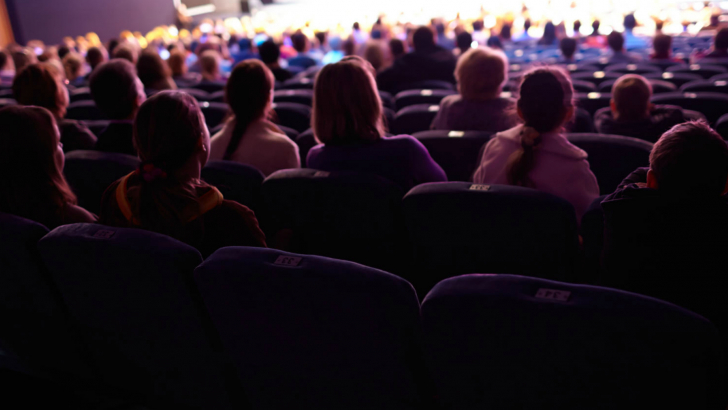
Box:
[62,52,84,81]
[455,47,507,100]
[652,34,672,59]
[137,50,173,90]
[313,58,384,145]
[435,23,446,36]
[487,36,504,50]
[291,33,309,53]
[714,28,728,51]
[413,26,436,52]
[655,20,664,31]
[560,37,577,59]
[85,46,107,71]
[647,122,728,198]
[624,14,637,31]
[57,45,71,60]
[524,18,532,31]
[108,38,120,57]
[456,31,473,53]
[12,48,37,73]
[0,105,76,223]
[12,63,70,119]
[500,23,512,41]
[608,31,625,52]
[389,38,407,59]
[610,74,653,122]
[223,60,275,159]
[315,31,327,48]
[90,59,146,120]
[112,42,138,64]
[199,50,221,80]
[353,22,361,31]
[591,20,601,36]
[507,67,575,186]
[473,20,484,32]
[167,49,188,76]
[342,39,356,56]
[363,42,386,71]
[541,22,556,42]
[573,20,582,34]
[258,40,281,65]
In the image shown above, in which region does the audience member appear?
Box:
[651,34,681,62]
[363,42,387,72]
[473,67,599,217]
[455,31,473,56]
[13,63,97,152]
[99,91,266,257]
[486,36,504,50]
[702,27,728,59]
[112,42,139,64]
[607,31,641,63]
[573,20,582,37]
[85,47,107,74]
[559,38,578,62]
[584,20,605,48]
[137,50,177,91]
[388,39,407,60]
[167,49,201,87]
[62,53,85,87]
[595,74,685,143]
[199,50,225,82]
[538,22,557,46]
[12,48,38,74]
[90,59,146,155]
[376,26,457,93]
[623,14,648,49]
[308,57,447,190]
[210,60,299,176]
[0,105,96,228]
[258,40,292,83]
[288,33,319,69]
[431,47,517,132]
[499,23,513,43]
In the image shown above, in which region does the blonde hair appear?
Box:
[62,53,84,81]
[313,58,384,145]
[455,47,508,100]
[200,50,220,77]
[612,74,652,122]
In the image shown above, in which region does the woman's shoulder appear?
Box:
[63,203,97,224]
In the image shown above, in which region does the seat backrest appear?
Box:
[716,113,728,139]
[272,102,312,132]
[201,160,264,211]
[570,80,597,93]
[261,168,408,273]
[280,77,315,90]
[394,79,454,93]
[680,79,728,94]
[69,87,93,103]
[422,274,724,409]
[566,133,653,194]
[565,106,594,133]
[644,71,703,87]
[0,98,17,108]
[199,101,229,129]
[403,183,579,295]
[570,71,622,85]
[63,150,140,214]
[667,63,728,79]
[651,91,728,123]
[66,100,107,121]
[84,120,111,137]
[273,89,314,106]
[411,130,492,182]
[37,224,236,409]
[294,129,317,167]
[191,81,225,94]
[392,104,440,135]
[394,89,457,111]
[575,92,612,116]
[195,247,430,409]
[599,78,677,93]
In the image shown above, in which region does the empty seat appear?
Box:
[294,129,317,167]
[394,89,457,111]
[69,87,92,103]
[411,130,492,182]
[403,183,579,295]
[178,88,211,102]
[392,104,440,135]
[598,78,677,93]
[38,224,239,409]
[393,79,454,93]
[651,91,728,124]
[680,79,728,94]
[273,89,314,106]
[201,160,264,211]
[261,169,407,272]
[422,274,725,409]
[272,102,311,132]
[566,106,595,133]
[570,71,622,86]
[84,120,111,137]
[194,247,431,409]
[575,92,611,116]
[644,71,703,87]
[580,195,609,283]
[604,63,662,75]
[566,133,652,195]
[199,101,228,129]
[666,63,727,79]
[65,100,107,121]
[63,150,140,214]
[280,77,315,90]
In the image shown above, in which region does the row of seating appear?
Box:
[1,214,723,408]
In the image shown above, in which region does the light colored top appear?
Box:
[473,124,599,218]
[210,118,300,177]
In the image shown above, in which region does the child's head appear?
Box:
[455,47,508,100]
[647,122,728,198]
[90,59,146,120]
[516,66,574,133]
[258,40,281,65]
[85,46,107,71]
[112,42,138,64]
[610,74,653,122]
[13,63,70,119]
[136,50,173,90]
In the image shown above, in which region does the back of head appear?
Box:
[624,14,637,31]
[650,122,728,198]
[652,34,672,58]
[389,39,406,58]
[167,49,187,76]
[258,40,281,65]
[90,59,142,120]
[612,74,652,121]
[524,19,532,31]
[413,26,436,52]
[456,47,507,100]
[487,36,504,50]
[456,31,473,51]
[223,59,274,159]
[591,20,601,35]
[655,20,665,31]
[473,20,484,32]
[435,23,446,36]
[12,63,67,118]
[353,22,360,31]
[86,47,106,71]
[313,58,383,145]
[560,38,577,59]
[136,50,172,90]
[62,52,83,80]
[113,43,138,64]
[715,28,728,51]
[363,42,385,71]
[200,50,220,77]
[608,31,625,52]
[0,105,75,221]
[13,48,37,73]
[500,23,512,41]
[315,32,327,47]
[291,33,308,53]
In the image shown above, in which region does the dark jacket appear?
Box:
[95,121,136,156]
[59,119,97,152]
[376,47,457,93]
[594,105,685,143]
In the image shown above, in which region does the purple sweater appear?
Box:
[306,135,447,191]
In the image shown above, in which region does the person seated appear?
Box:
[388,39,407,60]
[197,50,227,91]
[167,49,201,88]
[90,59,146,155]
[288,33,319,69]
[558,37,578,63]
[136,50,177,91]
[650,34,681,62]
[12,48,38,74]
[486,36,504,50]
[594,74,684,143]
[431,47,517,133]
[514,19,533,42]
[307,57,447,190]
[435,22,455,50]
[210,60,299,176]
[584,20,606,48]
[473,67,599,218]
[455,31,473,57]
[13,63,97,152]
[84,46,107,83]
[537,22,557,46]
[606,31,641,64]
[0,105,96,228]
[622,14,648,50]
[0,49,14,85]
[701,27,728,59]
[99,91,266,257]
[363,41,387,72]
[112,42,138,64]
[232,37,259,65]
[376,26,457,93]
[258,40,293,83]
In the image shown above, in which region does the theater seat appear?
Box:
[201,160,264,211]
[392,104,440,135]
[604,63,662,75]
[411,130,492,182]
[570,80,597,93]
[194,247,431,409]
[575,92,611,116]
[199,101,228,129]
[403,183,579,295]
[261,169,408,273]
[277,124,299,140]
[84,120,111,137]
[272,102,311,132]
[191,81,225,94]
[570,71,622,86]
[38,224,239,410]
[66,100,107,121]
[63,150,140,214]
[178,88,211,102]
[650,91,728,124]
[566,133,652,195]
[69,87,92,103]
[666,63,727,79]
[565,107,595,133]
[644,71,703,88]
[379,90,395,110]
[422,274,724,409]
[393,79,454,93]
[394,89,457,111]
[207,90,225,103]
[274,89,314,106]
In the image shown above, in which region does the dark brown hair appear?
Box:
[612,74,652,121]
[13,63,68,119]
[137,50,174,91]
[0,105,77,226]
[90,59,141,119]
